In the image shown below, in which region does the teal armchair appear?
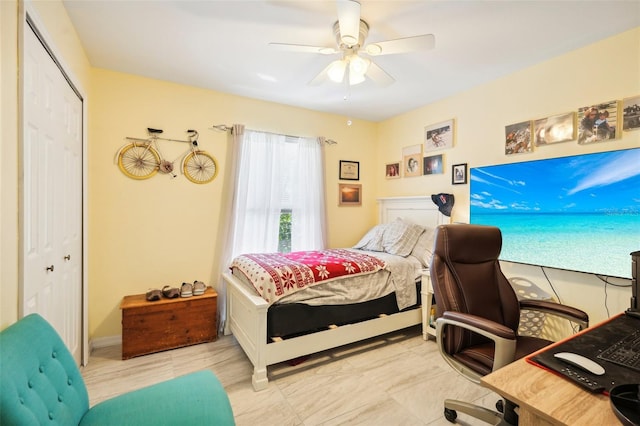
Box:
[0,314,235,425]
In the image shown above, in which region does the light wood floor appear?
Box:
[82,326,502,425]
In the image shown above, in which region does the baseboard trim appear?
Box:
[91,335,121,350]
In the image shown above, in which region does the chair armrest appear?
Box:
[436,311,517,377]
[80,371,235,426]
[441,311,516,340]
[519,299,589,330]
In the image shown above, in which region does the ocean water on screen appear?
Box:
[472,212,639,279]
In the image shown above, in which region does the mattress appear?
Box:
[230,250,423,341]
[266,281,423,341]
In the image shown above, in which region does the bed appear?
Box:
[222,196,447,390]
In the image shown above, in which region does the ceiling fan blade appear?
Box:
[366,61,395,86]
[309,62,333,86]
[269,42,337,55]
[337,0,361,46]
[365,34,435,56]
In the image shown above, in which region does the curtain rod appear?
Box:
[210,124,337,145]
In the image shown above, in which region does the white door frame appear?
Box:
[19,1,89,365]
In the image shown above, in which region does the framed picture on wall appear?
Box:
[424,119,454,152]
[402,144,423,177]
[452,163,467,184]
[385,162,401,179]
[339,160,359,180]
[423,154,444,175]
[534,112,575,146]
[622,95,640,131]
[338,183,362,206]
[505,121,533,155]
[577,100,620,144]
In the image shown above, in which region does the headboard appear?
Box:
[377,196,449,228]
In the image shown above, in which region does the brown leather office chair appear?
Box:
[430,224,589,425]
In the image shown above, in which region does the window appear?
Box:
[278,210,291,253]
[277,137,297,253]
[229,130,326,258]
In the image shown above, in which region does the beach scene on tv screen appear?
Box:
[470,147,640,279]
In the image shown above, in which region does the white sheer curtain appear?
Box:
[291,137,326,251]
[219,128,327,333]
[218,124,244,334]
[230,130,287,256]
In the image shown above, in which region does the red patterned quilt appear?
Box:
[230,249,386,304]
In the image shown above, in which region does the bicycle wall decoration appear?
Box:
[116,128,218,184]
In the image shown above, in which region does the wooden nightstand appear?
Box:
[120,287,217,359]
[420,269,436,340]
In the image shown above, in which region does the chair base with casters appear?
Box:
[1,314,235,426]
[430,224,589,426]
[444,399,505,425]
[443,396,519,425]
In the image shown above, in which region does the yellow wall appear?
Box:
[0,0,19,330]
[88,69,378,337]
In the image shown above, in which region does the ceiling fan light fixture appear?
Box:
[327,59,347,83]
[349,55,370,76]
[348,69,366,85]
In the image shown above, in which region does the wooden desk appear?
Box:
[482,357,617,425]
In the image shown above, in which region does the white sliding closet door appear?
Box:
[22,22,83,364]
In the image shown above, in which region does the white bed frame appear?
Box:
[223,196,447,390]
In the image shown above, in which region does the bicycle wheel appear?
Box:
[183,151,218,184]
[117,143,160,180]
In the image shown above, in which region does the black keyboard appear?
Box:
[598,329,640,372]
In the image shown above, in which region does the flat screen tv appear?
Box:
[470,147,640,279]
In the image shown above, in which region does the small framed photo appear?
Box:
[338,183,362,206]
[385,162,401,179]
[402,144,423,177]
[423,154,444,175]
[339,160,359,180]
[424,119,454,152]
[534,112,575,146]
[622,95,640,132]
[452,163,467,185]
[505,121,533,155]
[577,100,620,144]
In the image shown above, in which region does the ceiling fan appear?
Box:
[269,0,435,86]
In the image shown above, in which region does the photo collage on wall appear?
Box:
[387,119,455,182]
[384,94,639,183]
[505,95,639,156]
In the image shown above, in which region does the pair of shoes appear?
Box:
[145,289,162,302]
[162,285,180,299]
[180,281,207,297]
[180,282,193,298]
[193,280,206,296]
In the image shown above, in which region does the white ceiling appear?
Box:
[62,0,640,122]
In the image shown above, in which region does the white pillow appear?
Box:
[352,224,386,252]
[410,226,436,267]
[382,218,425,257]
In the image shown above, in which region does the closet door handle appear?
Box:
[64,255,71,261]
[46,265,55,272]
